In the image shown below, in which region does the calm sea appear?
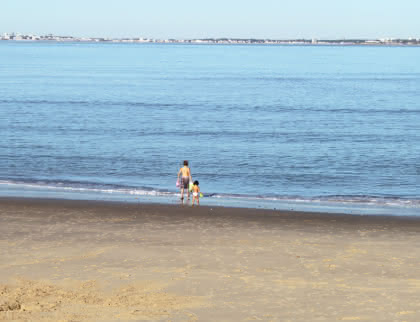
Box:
[1,41,419,215]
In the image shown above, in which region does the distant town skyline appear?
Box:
[2,32,419,46]
[1,0,419,40]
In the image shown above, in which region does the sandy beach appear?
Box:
[1,197,419,321]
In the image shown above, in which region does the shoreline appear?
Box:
[2,39,420,47]
[2,195,420,225]
[1,196,420,320]
[1,187,419,217]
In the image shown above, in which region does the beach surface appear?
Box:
[1,198,419,321]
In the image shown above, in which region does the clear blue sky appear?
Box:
[1,0,419,39]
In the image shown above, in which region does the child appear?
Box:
[191,180,200,206]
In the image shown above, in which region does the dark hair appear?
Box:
[183,160,189,166]
[193,180,199,185]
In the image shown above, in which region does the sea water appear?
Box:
[1,41,419,215]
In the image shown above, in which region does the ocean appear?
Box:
[1,41,419,215]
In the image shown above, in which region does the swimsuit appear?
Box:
[193,192,199,197]
[181,176,189,189]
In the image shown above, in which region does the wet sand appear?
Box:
[1,197,420,321]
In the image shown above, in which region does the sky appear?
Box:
[1,0,419,39]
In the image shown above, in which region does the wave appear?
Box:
[2,99,419,115]
[1,179,419,210]
[0,99,194,109]
[208,193,420,208]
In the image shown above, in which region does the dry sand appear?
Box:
[1,197,420,321]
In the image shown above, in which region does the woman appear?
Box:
[177,160,192,202]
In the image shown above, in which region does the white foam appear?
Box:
[0,180,419,215]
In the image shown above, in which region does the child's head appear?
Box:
[193,180,199,186]
[183,160,189,166]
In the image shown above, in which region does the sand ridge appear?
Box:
[0,278,205,321]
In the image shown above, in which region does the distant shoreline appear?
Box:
[2,40,420,47]
[1,35,420,46]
